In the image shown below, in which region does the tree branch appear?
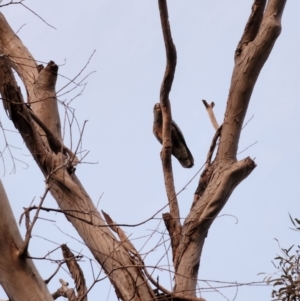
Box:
[158,0,182,261]
[216,0,286,161]
[0,12,156,301]
[19,184,50,258]
[52,279,77,301]
[61,244,87,301]
[202,100,219,131]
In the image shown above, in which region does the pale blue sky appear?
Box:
[1,1,300,300]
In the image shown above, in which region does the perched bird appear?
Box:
[153,103,194,168]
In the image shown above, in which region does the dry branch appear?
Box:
[61,244,87,301]
[20,185,50,258]
[52,279,77,301]
[0,12,155,301]
[202,100,219,131]
[158,0,182,263]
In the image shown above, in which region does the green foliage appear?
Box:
[264,215,300,301]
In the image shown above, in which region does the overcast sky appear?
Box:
[1,1,300,301]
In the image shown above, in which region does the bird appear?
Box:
[153,103,194,168]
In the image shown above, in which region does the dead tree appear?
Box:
[0,0,286,300]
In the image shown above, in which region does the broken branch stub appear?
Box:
[61,244,87,301]
[202,99,219,131]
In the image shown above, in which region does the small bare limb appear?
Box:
[61,244,87,301]
[44,262,64,284]
[0,0,23,8]
[52,279,77,301]
[205,125,222,166]
[20,2,57,30]
[69,120,87,167]
[19,184,50,258]
[191,126,222,209]
[24,207,30,230]
[237,141,258,155]
[102,210,139,255]
[57,50,96,94]
[0,116,29,174]
[202,100,219,131]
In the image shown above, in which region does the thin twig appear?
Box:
[19,162,206,229]
[19,184,50,257]
[57,50,96,94]
[20,3,57,30]
[44,262,64,284]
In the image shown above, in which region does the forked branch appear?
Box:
[202,100,219,131]
[173,0,286,296]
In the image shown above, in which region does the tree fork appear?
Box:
[0,11,156,301]
[173,0,286,296]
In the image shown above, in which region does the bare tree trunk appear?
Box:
[172,0,286,295]
[0,181,54,301]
